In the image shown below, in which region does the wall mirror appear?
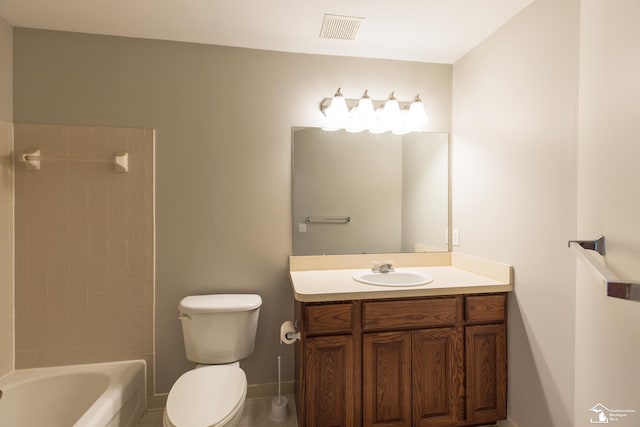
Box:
[292,128,449,255]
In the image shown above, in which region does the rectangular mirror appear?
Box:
[292,128,449,255]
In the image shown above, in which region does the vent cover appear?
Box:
[320,14,365,40]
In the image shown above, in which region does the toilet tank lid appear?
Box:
[179,294,262,314]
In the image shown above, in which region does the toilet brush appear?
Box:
[270,356,289,422]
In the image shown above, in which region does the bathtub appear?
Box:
[0,360,146,427]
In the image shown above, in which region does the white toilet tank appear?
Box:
[178,294,262,364]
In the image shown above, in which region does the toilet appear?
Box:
[163,293,262,427]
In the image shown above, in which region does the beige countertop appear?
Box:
[289,252,513,302]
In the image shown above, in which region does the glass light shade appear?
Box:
[346,126,365,133]
[325,88,348,119]
[368,109,389,134]
[321,123,341,132]
[345,112,365,133]
[392,110,411,135]
[322,114,345,131]
[408,95,428,124]
[368,126,388,134]
[383,93,400,122]
[355,91,375,120]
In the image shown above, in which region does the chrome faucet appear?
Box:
[371,260,394,273]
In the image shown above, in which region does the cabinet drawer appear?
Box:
[305,303,354,335]
[465,295,506,323]
[363,298,457,331]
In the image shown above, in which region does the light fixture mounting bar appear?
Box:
[320,97,413,115]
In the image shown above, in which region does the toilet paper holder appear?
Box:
[285,330,300,341]
[280,320,300,344]
[286,320,300,341]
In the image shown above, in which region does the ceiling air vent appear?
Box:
[319,14,365,41]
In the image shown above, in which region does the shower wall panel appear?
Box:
[14,124,155,397]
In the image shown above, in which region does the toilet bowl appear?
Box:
[163,365,247,427]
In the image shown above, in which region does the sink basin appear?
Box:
[352,269,433,287]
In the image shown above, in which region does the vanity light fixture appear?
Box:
[320,88,428,133]
[323,88,348,119]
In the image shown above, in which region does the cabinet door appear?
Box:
[304,335,355,427]
[363,332,411,427]
[412,328,464,427]
[465,324,507,424]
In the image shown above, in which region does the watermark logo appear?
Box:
[591,404,610,424]
[590,403,636,424]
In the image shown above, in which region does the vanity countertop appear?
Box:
[289,252,513,302]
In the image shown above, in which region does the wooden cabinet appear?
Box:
[295,293,507,427]
[464,294,507,424]
[412,327,464,427]
[362,297,462,427]
[304,335,355,427]
[362,327,463,427]
[295,301,361,427]
[465,324,507,424]
[363,331,411,427]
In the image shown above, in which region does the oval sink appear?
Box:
[352,269,433,287]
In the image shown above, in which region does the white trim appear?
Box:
[496,417,520,427]
[247,381,295,399]
[148,381,296,410]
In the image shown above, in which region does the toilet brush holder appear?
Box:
[270,395,289,422]
[270,355,289,422]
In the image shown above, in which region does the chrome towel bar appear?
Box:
[568,235,605,256]
[304,216,351,224]
[569,236,640,302]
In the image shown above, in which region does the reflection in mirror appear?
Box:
[292,128,449,255]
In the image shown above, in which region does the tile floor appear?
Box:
[137,395,298,427]
[137,400,500,427]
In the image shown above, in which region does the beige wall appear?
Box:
[452,0,579,426]
[0,17,11,122]
[13,28,452,393]
[0,119,13,377]
[575,1,640,425]
[13,124,155,398]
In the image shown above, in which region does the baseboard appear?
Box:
[147,393,168,410]
[496,417,520,427]
[150,382,516,427]
[247,381,295,399]
[146,381,294,411]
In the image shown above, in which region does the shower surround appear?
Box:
[13,124,155,401]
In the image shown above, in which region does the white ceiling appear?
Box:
[0,0,534,64]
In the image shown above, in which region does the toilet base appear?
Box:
[163,399,245,427]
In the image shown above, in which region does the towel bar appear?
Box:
[568,235,605,256]
[569,236,640,302]
[304,216,351,224]
[20,149,129,172]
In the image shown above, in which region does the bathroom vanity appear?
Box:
[289,253,512,427]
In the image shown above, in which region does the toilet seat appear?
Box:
[164,365,247,427]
